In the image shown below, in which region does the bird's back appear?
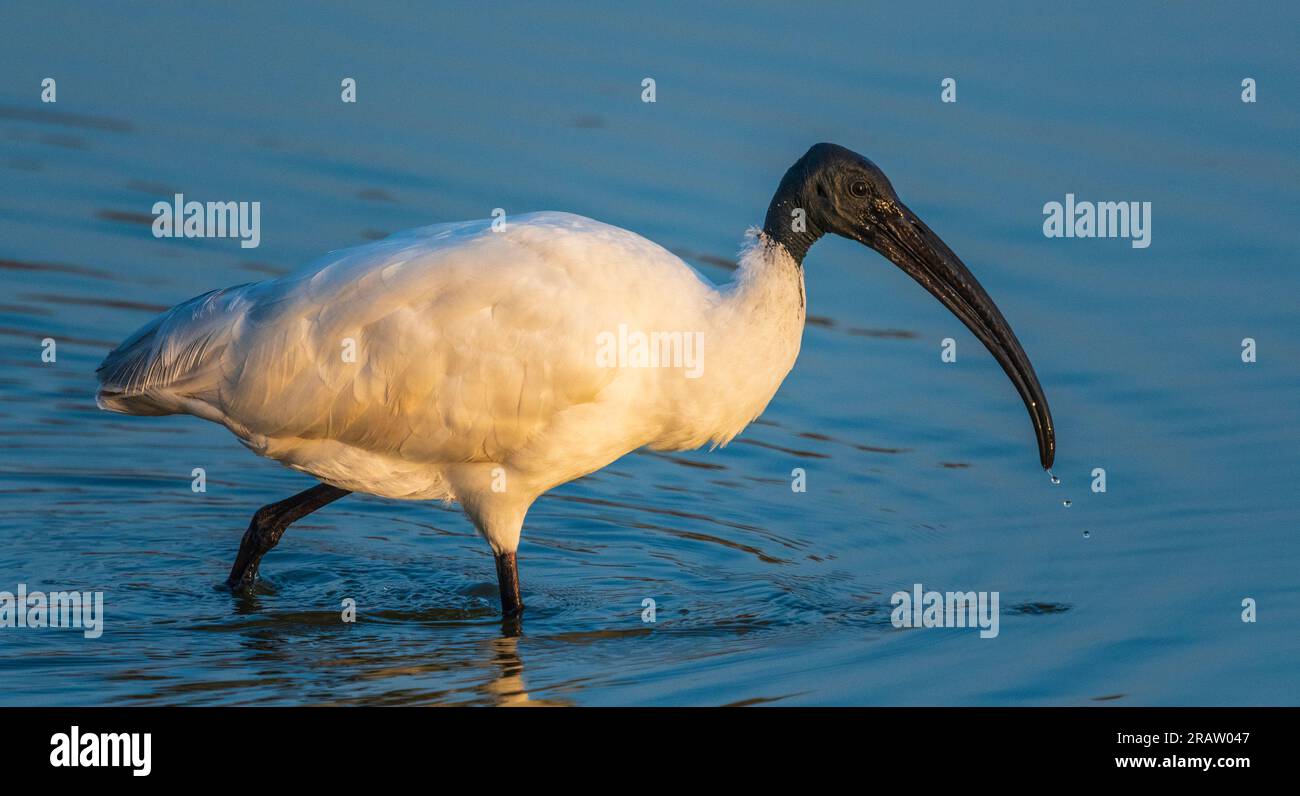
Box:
[97,212,721,493]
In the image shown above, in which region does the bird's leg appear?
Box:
[494,550,524,618]
[226,484,350,592]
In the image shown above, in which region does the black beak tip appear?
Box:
[1037,420,1055,470]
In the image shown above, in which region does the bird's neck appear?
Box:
[645,231,805,451]
[762,164,825,265]
[689,230,806,445]
[724,229,807,321]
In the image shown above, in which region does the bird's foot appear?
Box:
[225,521,273,593]
[224,567,259,594]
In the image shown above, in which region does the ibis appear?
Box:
[96,143,1055,618]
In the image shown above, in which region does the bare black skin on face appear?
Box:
[763,143,1056,469]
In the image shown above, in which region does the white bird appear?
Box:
[97,143,1055,618]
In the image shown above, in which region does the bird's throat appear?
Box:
[762,165,825,266]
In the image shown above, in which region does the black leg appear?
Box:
[226,484,350,592]
[494,550,524,618]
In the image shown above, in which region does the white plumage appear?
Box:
[98,212,805,555]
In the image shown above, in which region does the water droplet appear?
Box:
[1062,499,1072,507]
[1083,530,1091,539]
[1048,471,1060,485]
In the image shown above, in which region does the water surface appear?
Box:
[0,2,1297,705]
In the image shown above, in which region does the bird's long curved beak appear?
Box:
[866,200,1055,469]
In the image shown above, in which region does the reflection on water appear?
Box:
[1,3,1298,705]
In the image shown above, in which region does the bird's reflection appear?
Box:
[204,588,573,706]
[477,632,567,707]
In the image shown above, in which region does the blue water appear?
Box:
[1,2,1297,705]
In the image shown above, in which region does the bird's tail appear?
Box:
[96,284,252,416]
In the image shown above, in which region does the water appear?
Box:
[1,3,1297,706]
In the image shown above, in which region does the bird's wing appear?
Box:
[99,212,719,464]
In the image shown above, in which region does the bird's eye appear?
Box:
[850,180,869,197]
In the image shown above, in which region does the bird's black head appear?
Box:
[762,142,899,261]
[763,143,1056,470]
